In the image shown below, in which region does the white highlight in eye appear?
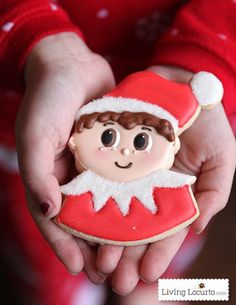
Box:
[143,134,153,152]
[138,134,153,152]
[133,131,153,152]
[101,128,121,149]
[112,129,120,148]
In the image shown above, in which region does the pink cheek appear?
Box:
[134,152,163,168]
[78,148,104,161]
[146,156,160,167]
[137,152,156,161]
[78,150,108,169]
[94,148,111,160]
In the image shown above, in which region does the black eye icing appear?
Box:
[101,128,117,147]
[133,132,149,150]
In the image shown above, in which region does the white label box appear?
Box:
[158,279,229,301]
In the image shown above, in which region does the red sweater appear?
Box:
[0,0,236,128]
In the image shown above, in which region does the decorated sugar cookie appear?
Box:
[55,71,223,245]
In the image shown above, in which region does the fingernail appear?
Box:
[194,225,205,235]
[112,288,128,296]
[97,270,108,277]
[87,241,98,246]
[69,271,81,276]
[196,229,203,235]
[40,202,51,216]
[140,277,156,284]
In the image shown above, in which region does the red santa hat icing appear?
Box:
[76,71,223,133]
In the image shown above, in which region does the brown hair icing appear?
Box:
[76,111,175,142]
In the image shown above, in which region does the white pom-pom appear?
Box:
[190,71,223,108]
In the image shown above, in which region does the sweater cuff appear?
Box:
[0,4,84,90]
[150,43,236,119]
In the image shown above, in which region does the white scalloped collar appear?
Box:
[60,169,196,216]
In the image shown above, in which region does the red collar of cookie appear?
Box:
[60,170,196,216]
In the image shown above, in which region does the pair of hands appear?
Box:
[16,33,236,295]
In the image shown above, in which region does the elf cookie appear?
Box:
[55,71,223,246]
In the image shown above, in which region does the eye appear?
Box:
[133,132,152,151]
[101,128,120,147]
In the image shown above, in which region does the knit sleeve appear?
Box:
[0,0,84,90]
[151,0,236,118]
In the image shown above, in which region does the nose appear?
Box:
[121,148,130,156]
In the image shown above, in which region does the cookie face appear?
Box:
[69,121,178,182]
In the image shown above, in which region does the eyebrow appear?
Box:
[103,122,115,126]
[141,127,152,131]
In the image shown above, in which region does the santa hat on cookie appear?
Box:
[76,71,223,134]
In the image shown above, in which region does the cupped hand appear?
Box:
[15,32,115,275]
[95,66,236,295]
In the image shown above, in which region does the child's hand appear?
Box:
[95,66,236,295]
[15,33,115,275]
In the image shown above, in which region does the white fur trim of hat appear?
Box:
[75,71,223,132]
[75,97,179,131]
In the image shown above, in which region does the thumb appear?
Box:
[16,125,62,218]
[16,115,85,274]
[192,151,235,234]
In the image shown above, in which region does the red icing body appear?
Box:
[55,186,198,243]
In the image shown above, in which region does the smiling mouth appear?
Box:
[115,162,133,169]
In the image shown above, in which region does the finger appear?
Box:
[111,245,148,295]
[75,239,107,285]
[193,152,236,234]
[16,122,63,217]
[26,190,84,274]
[96,245,124,275]
[140,228,189,283]
[147,65,194,83]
